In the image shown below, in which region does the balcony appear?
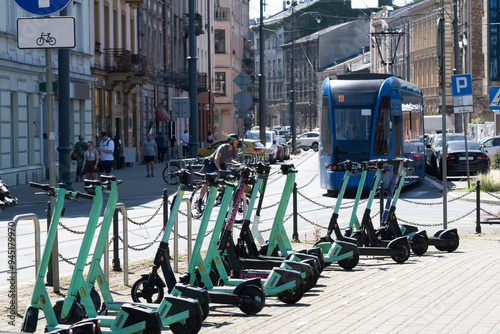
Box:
[153,69,208,93]
[123,0,142,9]
[182,13,204,37]
[215,7,230,21]
[101,48,150,90]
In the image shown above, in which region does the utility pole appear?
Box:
[259,0,266,145]
[188,0,198,158]
[438,3,448,229]
[290,2,297,154]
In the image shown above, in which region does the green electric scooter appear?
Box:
[21,182,161,334]
[178,172,266,315]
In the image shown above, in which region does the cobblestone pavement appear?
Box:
[1,235,500,334]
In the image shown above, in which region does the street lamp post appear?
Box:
[290,2,297,154]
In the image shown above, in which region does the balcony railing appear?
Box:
[102,48,150,75]
[182,13,204,36]
[155,69,208,92]
[215,7,230,21]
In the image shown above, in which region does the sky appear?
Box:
[249,0,409,20]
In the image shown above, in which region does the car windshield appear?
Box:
[448,141,481,151]
[435,134,466,147]
[245,131,260,140]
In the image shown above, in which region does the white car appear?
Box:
[479,136,500,160]
[244,130,279,163]
[297,131,320,151]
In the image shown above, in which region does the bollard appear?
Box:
[476,180,481,234]
[379,181,384,224]
[292,182,299,242]
[163,188,169,228]
[112,209,122,271]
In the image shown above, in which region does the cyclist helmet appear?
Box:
[227,133,239,142]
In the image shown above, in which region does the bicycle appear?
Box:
[162,157,205,185]
[36,32,56,46]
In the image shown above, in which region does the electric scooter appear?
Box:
[178,172,266,315]
[256,164,326,271]
[21,182,162,334]
[225,164,320,290]
[0,180,18,209]
[315,161,412,264]
[204,167,310,303]
[376,159,460,252]
[130,170,210,321]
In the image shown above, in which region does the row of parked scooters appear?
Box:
[11,158,459,334]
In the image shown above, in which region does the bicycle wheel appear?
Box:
[49,37,57,46]
[36,37,44,46]
[163,164,180,185]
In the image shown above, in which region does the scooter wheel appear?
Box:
[237,286,265,315]
[259,243,279,257]
[442,232,459,252]
[53,299,84,324]
[169,314,203,334]
[131,277,165,304]
[276,278,305,304]
[200,302,210,321]
[390,240,411,264]
[76,287,102,314]
[21,306,38,333]
[410,234,428,256]
[338,253,359,270]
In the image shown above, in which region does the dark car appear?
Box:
[276,136,290,161]
[425,133,466,175]
[436,140,490,179]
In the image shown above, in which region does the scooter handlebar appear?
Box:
[74,191,94,200]
[29,182,51,191]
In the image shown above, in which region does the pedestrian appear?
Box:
[97,131,114,177]
[206,130,214,147]
[113,133,122,169]
[81,141,100,180]
[182,129,189,157]
[196,133,240,211]
[155,131,167,163]
[73,134,87,182]
[141,133,158,177]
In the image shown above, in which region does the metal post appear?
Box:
[163,189,169,228]
[290,4,297,154]
[292,182,299,242]
[438,12,448,230]
[379,181,384,224]
[112,209,122,271]
[115,203,128,285]
[259,0,266,145]
[46,200,53,286]
[188,0,198,158]
[476,180,481,234]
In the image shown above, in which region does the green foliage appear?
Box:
[472,117,483,124]
[476,171,500,192]
[492,150,500,170]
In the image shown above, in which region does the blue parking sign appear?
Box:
[13,0,71,16]
[451,74,472,96]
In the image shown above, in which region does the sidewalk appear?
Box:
[1,236,499,333]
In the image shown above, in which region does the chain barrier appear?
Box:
[297,173,318,190]
[482,190,500,201]
[396,208,476,227]
[296,190,367,210]
[127,202,163,226]
[480,207,500,218]
[399,187,476,205]
[59,220,104,235]
[118,227,164,251]
[57,236,114,266]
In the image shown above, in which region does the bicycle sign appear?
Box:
[17,16,75,49]
[36,32,56,46]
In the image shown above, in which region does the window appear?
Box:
[320,96,331,155]
[215,72,226,95]
[373,96,391,156]
[215,29,226,53]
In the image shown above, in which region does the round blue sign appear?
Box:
[14,0,71,16]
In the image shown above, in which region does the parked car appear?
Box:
[436,140,490,179]
[297,131,320,151]
[244,130,278,163]
[479,136,500,160]
[276,136,290,161]
[425,133,466,175]
[198,139,269,161]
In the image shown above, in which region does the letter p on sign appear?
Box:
[451,74,472,96]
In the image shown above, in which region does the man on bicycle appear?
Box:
[197,133,240,211]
